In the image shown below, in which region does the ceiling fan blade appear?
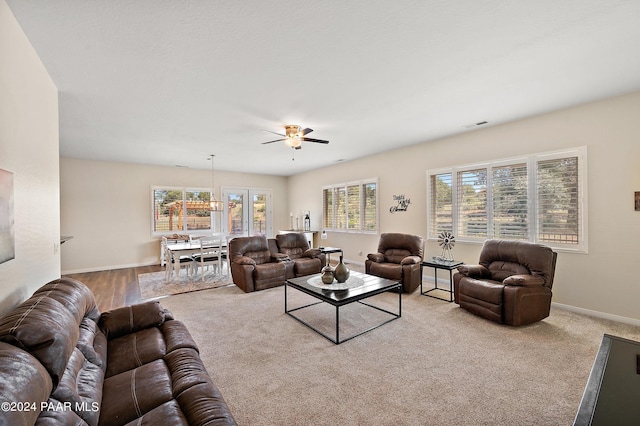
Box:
[261,138,286,144]
[301,128,313,135]
[262,130,286,137]
[300,137,329,144]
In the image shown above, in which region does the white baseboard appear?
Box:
[62,261,158,275]
[551,302,640,327]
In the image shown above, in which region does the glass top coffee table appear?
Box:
[285,271,401,344]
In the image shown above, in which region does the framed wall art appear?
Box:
[0,168,15,264]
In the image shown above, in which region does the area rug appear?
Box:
[137,270,234,300]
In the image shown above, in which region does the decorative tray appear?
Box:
[307,275,365,291]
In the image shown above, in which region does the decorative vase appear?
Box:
[321,265,335,284]
[334,255,350,283]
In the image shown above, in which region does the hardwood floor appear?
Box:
[65,260,359,313]
[64,265,163,312]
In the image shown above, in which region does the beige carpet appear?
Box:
[137,269,233,300]
[160,283,640,426]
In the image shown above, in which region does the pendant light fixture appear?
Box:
[209,154,223,212]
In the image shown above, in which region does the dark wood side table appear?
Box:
[318,246,343,265]
[420,259,463,302]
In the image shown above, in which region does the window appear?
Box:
[323,179,378,233]
[152,187,214,234]
[427,147,587,252]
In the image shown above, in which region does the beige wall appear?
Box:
[60,158,289,273]
[0,1,60,315]
[289,91,640,324]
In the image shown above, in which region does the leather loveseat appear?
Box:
[0,277,236,426]
[453,239,558,326]
[365,233,424,293]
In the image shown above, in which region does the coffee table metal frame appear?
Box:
[285,271,401,344]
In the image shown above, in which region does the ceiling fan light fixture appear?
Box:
[285,138,302,148]
[284,125,302,138]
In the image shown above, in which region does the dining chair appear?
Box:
[192,235,224,281]
[164,244,194,281]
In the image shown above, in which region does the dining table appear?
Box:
[165,238,229,280]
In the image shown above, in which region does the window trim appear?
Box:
[322,178,378,234]
[426,147,588,253]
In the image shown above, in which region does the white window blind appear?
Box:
[492,163,528,240]
[430,173,453,236]
[457,169,487,239]
[537,156,580,245]
[322,188,333,229]
[347,184,360,230]
[362,182,377,231]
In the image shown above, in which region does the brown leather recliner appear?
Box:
[453,239,558,326]
[365,233,424,293]
[274,233,326,278]
[230,235,289,292]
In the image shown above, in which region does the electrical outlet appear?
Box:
[53,242,60,255]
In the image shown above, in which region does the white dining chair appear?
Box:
[164,244,194,281]
[192,235,224,281]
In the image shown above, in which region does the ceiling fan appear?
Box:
[261,125,329,150]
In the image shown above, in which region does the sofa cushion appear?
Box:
[384,248,412,264]
[51,347,103,426]
[100,359,174,426]
[33,277,100,323]
[486,260,530,282]
[122,400,190,426]
[293,257,322,276]
[0,295,78,387]
[0,342,52,426]
[106,327,167,378]
[368,262,402,281]
[165,348,238,425]
[458,278,504,305]
[98,301,168,340]
[37,398,87,425]
[78,317,107,370]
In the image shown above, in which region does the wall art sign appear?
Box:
[635,191,640,211]
[390,194,411,213]
[0,168,15,264]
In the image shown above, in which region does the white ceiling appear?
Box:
[7,0,640,176]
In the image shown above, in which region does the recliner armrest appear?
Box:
[303,248,321,258]
[234,256,256,266]
[272,253,291,262]
[503,274,545,287]
[400,255,421,265]
[367,253,385,263]
[456,264,490,278]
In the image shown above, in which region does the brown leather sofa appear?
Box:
[453,239,558,326]
[0,277,236,426]
[365,233,424,293]
[272,233,325,278]
[229,235,290,292]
